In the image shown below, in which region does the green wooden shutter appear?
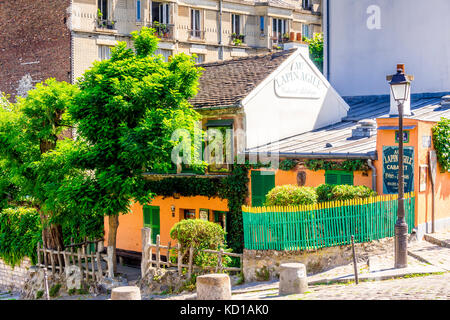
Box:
[325,173,339,185]
[325,171,354,186]
[340,173,354,185]
[143,206,160,244]
[251,171,275,206]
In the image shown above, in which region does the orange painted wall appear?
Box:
[417,121,450,227]
[104,196,229,253]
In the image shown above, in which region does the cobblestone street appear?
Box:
[233,272,450,300]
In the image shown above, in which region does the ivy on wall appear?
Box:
[304,159,370,173]
[278,159,298,171]
[0,207,41,267]
[432,117,450,172]
[143,164,250,253]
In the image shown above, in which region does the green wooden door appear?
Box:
[251,171,275,206]
[143,206,160,244]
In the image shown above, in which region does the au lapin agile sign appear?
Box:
[382,146,415,194]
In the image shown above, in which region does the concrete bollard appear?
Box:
[279,263,308,295]
[111,286,141,300]
[196,273,231,300]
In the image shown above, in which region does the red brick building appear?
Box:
[0,0,72,98]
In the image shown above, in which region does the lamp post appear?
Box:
[388,65,411,269]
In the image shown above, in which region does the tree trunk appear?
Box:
[108,215,119,273]
[39,211,64,250]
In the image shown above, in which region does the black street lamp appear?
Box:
[388,64,412,269]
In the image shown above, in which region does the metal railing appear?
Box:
[188,29,205,40]
[148,23,175,40]
[242,193,416,251]
[96,19,116,30]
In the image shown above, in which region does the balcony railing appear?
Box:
[148,23,175,41]
[188,29,205,40]
[230,33,245,46]
[96,19,117,30]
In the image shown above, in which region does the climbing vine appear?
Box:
[305,159,370,173]
[143,164,250,253]
[432,117,450,172]
[278,159,298,171]
[0,207,42,266]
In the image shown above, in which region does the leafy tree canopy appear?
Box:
[66,27,203,218]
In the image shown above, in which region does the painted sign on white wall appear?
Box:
[274,57,322,99]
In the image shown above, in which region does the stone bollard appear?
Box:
[111,286,141,300]
[196,274,231,300]
[279,263,308,295]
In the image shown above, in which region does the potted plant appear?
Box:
[282,33,290,42]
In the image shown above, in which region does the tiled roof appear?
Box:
[245,94,450,159]
[190,49,296,109]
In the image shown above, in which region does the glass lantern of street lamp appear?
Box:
[389,70,411,103]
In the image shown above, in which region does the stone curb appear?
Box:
[424,234,450,249]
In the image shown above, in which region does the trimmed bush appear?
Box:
[170,219,231,269]
[264,185,318,206]
[328,185,376,201]
[316,184,334,202]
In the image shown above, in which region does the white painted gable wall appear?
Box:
[242,47,349,149]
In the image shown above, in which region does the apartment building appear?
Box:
[71,0,322,81]
[0,0,321,98]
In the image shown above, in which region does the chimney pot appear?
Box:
[397,64,405,73]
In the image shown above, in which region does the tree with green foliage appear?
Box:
[305,33,323,73]
[0,79,83,250]
[65,27,203,271]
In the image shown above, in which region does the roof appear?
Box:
[245,94,450,159]
[190,49,296,109]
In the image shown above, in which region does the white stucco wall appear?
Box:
[243,47,349,149]
[325,0,450,97]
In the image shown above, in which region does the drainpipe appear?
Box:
[367,159,377,193]
[325,0,330,80]
[218,0,223,60]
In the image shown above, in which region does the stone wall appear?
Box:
[0,258,32,291]
[243,237,394,282]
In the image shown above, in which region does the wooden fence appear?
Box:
[141,228,243,280]
[36,238,114,281]
[242,193,416,251]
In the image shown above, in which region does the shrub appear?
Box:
[330,185,376,201]
[264,185,317,206]
[170,219,231,268]
[316,184,334,202]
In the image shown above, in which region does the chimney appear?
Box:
[351,119,377,138]
[388,64,413,117]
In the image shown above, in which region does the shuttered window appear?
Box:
[325,170,354,186]
[251,171,275,206]
[143,206,160,244]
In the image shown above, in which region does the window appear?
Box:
[302,24,311,39]
[98,45,112,60]
[302,0,311,10]
[232,14,241,35]
[213,211,227,232]
[98,0,108,19]
[193,54,205,64]
[183,209,196,220]
[136,0,141,22]
[190,9,201,38]
[152,2,170,24]
[325,171,354,186]
[143,206,160,244]
[155,48,172,61]
[205,120,233,173]
[272,18,288,41]
[260,16,265,34]
[251,171,275,206]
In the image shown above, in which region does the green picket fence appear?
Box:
[242,193,415,251]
